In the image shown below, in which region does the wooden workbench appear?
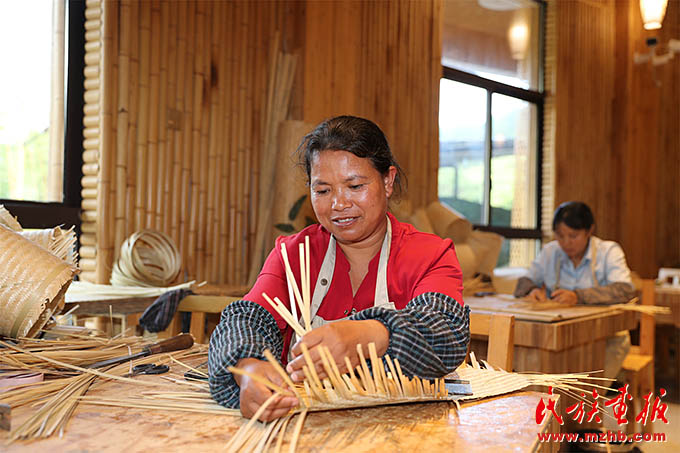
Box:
[1,364,560,453]
[465,294,638,374]
[65,284,247,343]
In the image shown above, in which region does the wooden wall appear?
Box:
[81,0,442,285]
[552,0,680,278]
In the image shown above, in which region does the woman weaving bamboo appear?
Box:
[514,201,636,379]
[208,116,469,420]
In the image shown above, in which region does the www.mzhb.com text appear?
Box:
[537,430,666,443]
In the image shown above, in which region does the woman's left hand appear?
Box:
[550,289,578,305]
[285,320,389,382]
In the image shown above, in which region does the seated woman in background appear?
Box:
[514,201,636,305]
[514,201,636,379]
[209,115,470,421]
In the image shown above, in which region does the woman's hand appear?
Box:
[285,320,389,382]
[234,358,298,421]
[550,289,578,305]
[527,287,547,302]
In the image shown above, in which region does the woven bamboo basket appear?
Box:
[0,224,78,338]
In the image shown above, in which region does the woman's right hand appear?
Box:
[527,287,547,302]
[234,358,298,421]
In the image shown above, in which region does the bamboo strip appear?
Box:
[287,410,307,453]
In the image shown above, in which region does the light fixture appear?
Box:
[639,0,668,30]
[508,22,529,60]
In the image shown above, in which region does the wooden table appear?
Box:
[465,294,638,374]
[1,363,560,453]
[65,284,247,343]
[655,286,680,327]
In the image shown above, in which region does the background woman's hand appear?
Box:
[285,320,389,382]
[234,358,298,421]
[527,287,547,302]
[550,289,578,305]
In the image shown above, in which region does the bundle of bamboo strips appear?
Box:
[65,280,194,303]
[0,334,207,442]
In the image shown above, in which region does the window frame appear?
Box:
[439,0,545,243]
[0,0,84,230]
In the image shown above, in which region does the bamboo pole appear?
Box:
[125,0,139,239]
[187,2,205,281]
[162,0,179,237]
[180,0,196,280]
[48,0,66,202]
[215,1,228,284]
[135,0,151,231]
[155,0,170,230]
[146,1,161,230]
[169,0,188,252]
[205,0,221,283]
[114,0,131,259]
[234,3,250,285]
[96,0,117,283]
[195,3,211,281]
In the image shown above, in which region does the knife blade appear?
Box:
[86,333,194,369]
[444,378,473,396]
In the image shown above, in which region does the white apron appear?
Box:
[288,217,395,359]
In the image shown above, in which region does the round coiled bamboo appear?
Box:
[110,229,181,287]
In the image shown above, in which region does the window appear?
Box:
[0,0,83,229]
[439,0,544,267]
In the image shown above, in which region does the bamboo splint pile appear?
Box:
[0,334,209,442]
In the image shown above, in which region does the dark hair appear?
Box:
[552,201,595,231]
[296,115,406,199]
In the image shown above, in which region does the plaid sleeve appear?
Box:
[208,300,283,408]
[350,292,470,379]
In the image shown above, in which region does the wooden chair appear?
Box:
[469,312,515,370]
[622,279,656,434]
[157,295,241,344]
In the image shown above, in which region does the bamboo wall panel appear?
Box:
[81,0,442,285]
[81,0,296,284]
[552,0,680,277]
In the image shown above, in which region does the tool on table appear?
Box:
[86,333,194,369]
[0,403,9,431]
[123,363,170,378]
[183,360,209,382]
[444,377,473,397]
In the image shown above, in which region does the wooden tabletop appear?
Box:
[465,294,638,351]
[1,366,559,453]
[655,286,680,327]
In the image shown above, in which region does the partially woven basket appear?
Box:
[110,230,181,287]
[0,224,78,338]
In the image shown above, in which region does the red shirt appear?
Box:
[245,213,464,340]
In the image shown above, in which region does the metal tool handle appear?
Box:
[144,333,194,355]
